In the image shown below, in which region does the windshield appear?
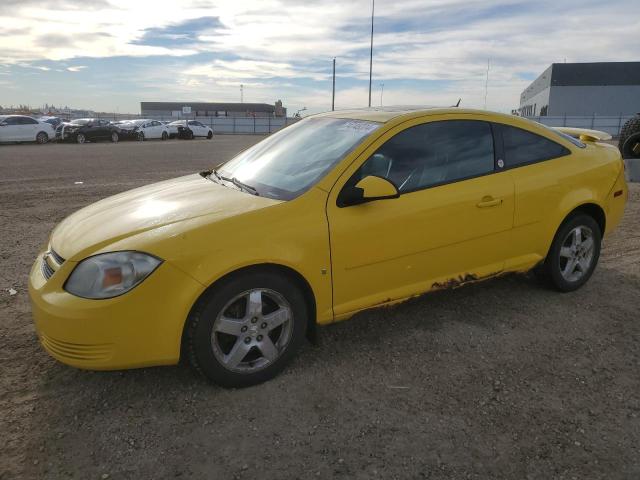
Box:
[71,119,90,125]
[218,117,380,200]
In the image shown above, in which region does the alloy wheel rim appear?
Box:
[211,288,293,373]
[112,132,119,142]
[77,134,85,143]
[559,226,595,282]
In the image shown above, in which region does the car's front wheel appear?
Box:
[36,131,48,144]
[186,271,308,388]
[207,131,213,139]
[540,213,601,292]
[76,133,86,144]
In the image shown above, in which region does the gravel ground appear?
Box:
[1,137,639,480]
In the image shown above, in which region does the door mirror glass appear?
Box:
[338,175,399,207]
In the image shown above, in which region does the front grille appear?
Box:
[41,259,55,280]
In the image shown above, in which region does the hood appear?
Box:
[51,174,281,261]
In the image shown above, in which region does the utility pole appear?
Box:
[380,82,384,106]
[240,84,244,103]
[483,59,490,109]
[332,58,336,111]
[368,0,374,107]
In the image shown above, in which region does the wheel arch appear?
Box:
[180,262,318,362]
[543,201,606,263]
[565,202,606,236]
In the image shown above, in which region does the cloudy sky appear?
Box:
[0,0,638,115]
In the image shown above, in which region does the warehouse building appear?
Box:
[140,101,287,118]
[518,62,640,117]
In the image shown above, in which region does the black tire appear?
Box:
[618,115,640,159]
[186,270,308,388]
[137,132,145,141]
[76,133,86,144]
[161,131,168,140]
[189,131,194,140]
[621,132,640,160]
[539,213,602,292]
[111,132,119,143]
[207,131,213,139]
[36,131,48,144]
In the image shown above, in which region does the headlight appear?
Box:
[64,251,162,299]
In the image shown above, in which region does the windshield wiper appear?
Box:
[230,177,259,196]
[202,168,259,196]
[214,169,259,196]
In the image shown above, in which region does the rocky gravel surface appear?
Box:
[1,138,639,479]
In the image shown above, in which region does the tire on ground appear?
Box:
[185,270,308,388]
[539,213,602,292]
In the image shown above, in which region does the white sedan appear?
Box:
[167,120,213,139]
[0,115,56,144]
[121,119,169,141]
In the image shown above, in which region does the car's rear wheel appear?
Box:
[207,131,213,139]
[111,132,119,143]
[76,133,86,144]
[36,131,48,144]
[540,214,601,292]
[186,271,308,388]
[161,131,168,140]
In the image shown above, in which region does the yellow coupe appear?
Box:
[29,107,628,387]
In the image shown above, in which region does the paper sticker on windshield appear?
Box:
[338,120,380,134]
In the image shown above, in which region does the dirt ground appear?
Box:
[1,137,639,480]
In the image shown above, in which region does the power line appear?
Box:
[368,0,374,107]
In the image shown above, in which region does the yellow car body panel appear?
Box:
[28,108,627,370]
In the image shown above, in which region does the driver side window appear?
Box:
[353,120,495,193]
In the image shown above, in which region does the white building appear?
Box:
[519,62,640,117]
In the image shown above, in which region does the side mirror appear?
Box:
[338,175,399,207]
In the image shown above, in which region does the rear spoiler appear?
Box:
[553,127,612,142]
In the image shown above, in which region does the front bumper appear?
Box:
[28,250,204,370]
[55,127,77,141]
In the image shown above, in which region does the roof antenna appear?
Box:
[453,98,461,107]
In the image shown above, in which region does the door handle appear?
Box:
[476,196,502,208]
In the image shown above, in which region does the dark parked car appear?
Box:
[56,118,122,144]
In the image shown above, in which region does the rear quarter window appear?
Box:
[499,124,570,168]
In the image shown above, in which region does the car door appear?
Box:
[98,120,112,139]
[0,117,22,141]
[150,120,162,138]
[81,120,97,141]
[189,121,204,136]
[20,117,40,140]
[326,117,515,317]
[492,122,575,269]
